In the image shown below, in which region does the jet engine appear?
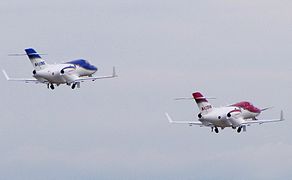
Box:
[198,113,202,118]
[226,109,241,119]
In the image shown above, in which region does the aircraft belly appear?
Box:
[49,77,67,83]
[210,119,232,128]
[41,75,67,84]
[76,67,96,77]
[34,77,48,83]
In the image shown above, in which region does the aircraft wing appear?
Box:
[243,111,284,125]
[165,113,205,126]
[2,70,41,83]
[74,67,117,82]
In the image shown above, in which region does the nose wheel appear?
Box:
[214,127,219,133]
[71,82,80,89]
[237,127,242,133]
[212,127,219,133]
[47,84,55,90]
[71,83,76,89]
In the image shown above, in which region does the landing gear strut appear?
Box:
[237,127,242,133]
[211,127,219,133]
[71,83,76,89]
[49,84,54,90]
[214,127,219,133]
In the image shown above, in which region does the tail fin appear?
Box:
[192,92,213,113]
[25,48,48,70]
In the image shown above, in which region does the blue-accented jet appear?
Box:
[2,48,117,89]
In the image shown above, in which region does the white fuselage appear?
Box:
[199,106,260,128]
[33,63,97,84]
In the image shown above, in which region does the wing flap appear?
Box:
[243,111,284,125]
[74,67,117,82]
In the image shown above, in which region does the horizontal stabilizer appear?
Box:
[8,53,47,56]
[174,97,216,100]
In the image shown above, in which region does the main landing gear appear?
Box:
[237,127,242,133]
[71,83,77,89]
[47,83,55,90]
[46,83,80,90]
[211,126,245,134]
[211,127,219,133]
[71,82,80,89]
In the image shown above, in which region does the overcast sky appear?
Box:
[0,0,292,179]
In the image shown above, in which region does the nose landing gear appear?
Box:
[71,83,76,89]
[71,82,80,89]
[211,127,219,133]
[214,127,219,133]
[237,127,242,133]
[47,83,55,90]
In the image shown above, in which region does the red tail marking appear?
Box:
[192,92,208,103]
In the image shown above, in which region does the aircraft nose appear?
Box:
[93,65,98,72]
[89,64,97,72]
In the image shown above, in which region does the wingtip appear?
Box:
[112,66,117,77]
[2,69,9,80]
[280,110,284,121]
[165,112,173,123]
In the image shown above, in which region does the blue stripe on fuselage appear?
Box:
[66,59,97,71]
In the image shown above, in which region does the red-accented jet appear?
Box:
[166,92,284,133]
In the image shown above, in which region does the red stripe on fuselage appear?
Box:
[228,109,241,113]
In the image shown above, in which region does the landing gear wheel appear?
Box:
[71,83,76,89]
[237,127,242,133]
[214,127,219,133]
[50,84,55,90]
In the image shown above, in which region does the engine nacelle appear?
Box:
[32,70,36,75]
[226,109,242,119]
[198,113,202,118]
[227,113,231,118]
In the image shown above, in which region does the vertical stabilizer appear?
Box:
[192,92,213,113]
[25,48,48,71]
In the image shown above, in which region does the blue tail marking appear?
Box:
[25,48,41,59]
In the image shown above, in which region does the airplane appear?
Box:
[165,92,284,133]
[2,48,117,89]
